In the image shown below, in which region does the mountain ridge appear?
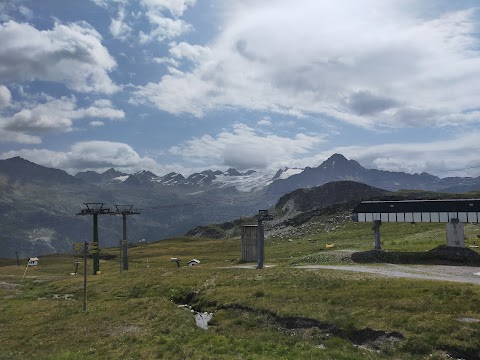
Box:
[3,154,480,194]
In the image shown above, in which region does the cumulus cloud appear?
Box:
[0,97,124,133]
[132,1,480,129]
[257,117,272,126]
[0,141,159,174]
[140,0,196,17]
[169,123,325,170]
[139,11,192,43]
[18,6,33,20]
[0,129,41,144]
[91,0,196,44]
[151,57,179,66]
[168,42,210,62]
[0,85,11,107]
[0,20,118,94]
[109,7,132,39]
[90,0,128,8]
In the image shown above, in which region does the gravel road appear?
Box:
[295,264,480,284]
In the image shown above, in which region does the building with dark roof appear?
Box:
[352,199,480,249]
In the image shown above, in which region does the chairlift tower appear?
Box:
[77,203,112,274]
[113,205,140,271]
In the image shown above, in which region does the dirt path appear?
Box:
[295,264,480,284]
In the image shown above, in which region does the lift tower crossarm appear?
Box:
[76,203,113,274]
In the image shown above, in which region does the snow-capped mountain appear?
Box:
[98,167,285,191]
[71,153,480,194]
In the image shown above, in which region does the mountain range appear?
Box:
[0,153,479,258]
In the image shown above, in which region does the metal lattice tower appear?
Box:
[77,203,112,274]
[113,205,140,271]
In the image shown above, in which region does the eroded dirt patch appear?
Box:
[219,303,403,351]
[0,281,22,290]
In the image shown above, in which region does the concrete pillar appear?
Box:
[446,220,465,247]
[373,220,381,250]
[241,225,258,262]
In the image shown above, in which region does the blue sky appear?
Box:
[0,0,479,178]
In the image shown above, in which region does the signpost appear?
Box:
[72,241,99,311]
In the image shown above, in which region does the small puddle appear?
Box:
[195,312,213,330]
[177,304,214,330]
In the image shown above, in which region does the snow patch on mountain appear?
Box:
[212,172,275,192]
[114,175,129,182]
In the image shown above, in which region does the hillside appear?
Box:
[1,218,480,359]
[2,154,480,259]
[185,181,480,240]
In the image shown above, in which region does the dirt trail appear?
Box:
[295,264,480,284]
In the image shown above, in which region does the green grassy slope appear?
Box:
[1,219,480,359]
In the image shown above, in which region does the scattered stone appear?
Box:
[456,317,480,323]
[0,281,22,290]
[108,325,142,337]
[52,293,74,300]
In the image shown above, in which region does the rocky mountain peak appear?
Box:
[225,168,241,176]
[0,156,81,185]
[102,168,126,177]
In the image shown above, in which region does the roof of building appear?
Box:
[353,199,480,213]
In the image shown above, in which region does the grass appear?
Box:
[1,221,480,359]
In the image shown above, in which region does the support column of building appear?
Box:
[373,220,381,250]
[446,219,465,247]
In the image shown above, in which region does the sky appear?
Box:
[0,0,479,178]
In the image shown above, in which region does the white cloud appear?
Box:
[168,42,210,62]
[132,1,480,129]
[151,57,179,67]
[291,131,480,178]
[91,0,128,8]
[90,121,105,127]
[257,116,272,126]
[0,129,41,144]
[0,1,16,21]
[91,0,196,44]
[0,141,159,174]
[109,7,132,40]
[169,123,325,170]
[0,96,124,136]
[0,20,118,94]
[140,0,196,17]
[18,6,33,20]
[139,11,192,43]
[0,85,11,107]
